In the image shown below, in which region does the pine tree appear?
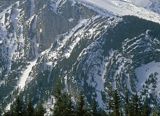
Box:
[132,94,140,116]
[26,98,34,116]
[108,99,113,116]
[142,98,150,116]
[12,96,24,116]
[77,94,89,116]
[4,111,12,116]
[128,94,141,116]
[152,110,159,116]
[152,106,160,116]
[128,100,134,116]
[107,83,115,116]
[77,94,85,116]
[152,107,160,116]
[53,81,74,116]
[124,90,129,116]
[113,90,120,116]
[35,103,45,116]
[91,98,98,116]
[64,94,75,116]
[53,80,63,116]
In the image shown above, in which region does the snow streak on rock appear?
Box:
[18,58,37,90]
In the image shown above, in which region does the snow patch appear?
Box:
[18,58,38,90]
[0,40,3,44]
[40,28,43,33]
[44,96,55,116]
[68,18,74,22]
[135,61,160,91]
[122,0,152,8]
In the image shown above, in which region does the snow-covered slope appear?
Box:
[121,0,152,8]
[135,61,160,95]
[78,0,160,24]
[122,0,160,14]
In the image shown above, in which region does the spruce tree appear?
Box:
[35,103,45,116]
[53,80,63,116]
[142,98,150,116]
[54,93,75,116]
[64,94,74,116]
[53,81,74,116]
[26,98,34,116]
[12,96,24,116]
[128,94,140,116]
[108,99,113,116]
[113,90,120,116]
[4,111,12,116]
[124,90,129,116]
[107,84,114,116]
[152,107,160,116]
[91,98,98,116]
[132,94,140,116]
[77,94,90,116]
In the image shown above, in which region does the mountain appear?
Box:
[0,0,160,115]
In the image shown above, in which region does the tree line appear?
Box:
[3,96,45,116]
[3,86,160,116]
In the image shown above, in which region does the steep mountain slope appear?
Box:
[0,0,160,115]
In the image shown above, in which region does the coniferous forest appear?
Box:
[3,82,160,116]
[1,0,160,116]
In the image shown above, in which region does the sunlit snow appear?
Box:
[18,58,38,90]
[79,0,160,24]
[135,61,160,91]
